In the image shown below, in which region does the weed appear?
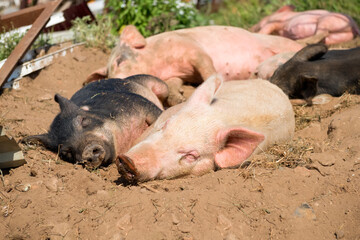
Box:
[71,15,117,52]
[0,27,53,61]
[106,0,207,37]
[0,27,24,61]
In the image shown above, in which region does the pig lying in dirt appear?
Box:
[22,75,168,169]
[251,5,360,45]
[85,25,303,105]
[270,43,360,105]
[116,75,295,182]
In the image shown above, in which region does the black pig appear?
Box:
[270,44,360,104]
[22,74,168,169]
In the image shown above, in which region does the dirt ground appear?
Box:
[0,41,359,240]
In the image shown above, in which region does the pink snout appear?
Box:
[116,154,139,183]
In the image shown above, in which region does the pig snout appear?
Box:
[116,155,139,183]
[81,143,106,168]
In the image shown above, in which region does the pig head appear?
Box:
[116,75,295,182]
[270,44,360,105]
[23,94,116,167]
[251,5,360,45]
[22,75,167,169]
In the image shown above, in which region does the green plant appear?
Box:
[71,15,117,51]
[106,0,207,37]
[0,28,24,61]
[0,27,53,61]
[32,33,52,50]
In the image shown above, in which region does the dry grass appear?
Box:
[294,93,359,131]
[241,93,360,179]
[245,138,314,172]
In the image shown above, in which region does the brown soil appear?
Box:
[0,42,359,240]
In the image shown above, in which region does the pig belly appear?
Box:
[325,32,354,45]
[211,51,274,80]
[180,26,301,80]
[284,18,318,39]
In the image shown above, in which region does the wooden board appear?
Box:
[0,4,46,31]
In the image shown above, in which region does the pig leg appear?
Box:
[325,32,354,45]
[290,99,308,106]
[257,22,283,35]
[290,94,332,106]
[296,31,329,45]
[131,75,169,110]
[84,67,108,85]
[137,76,169,103]
[166,77,186,106]
[311,94,333,105]
[309,14,354,45]
[189,48,218,82]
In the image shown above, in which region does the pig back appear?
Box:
[174,26,302,80]
[214,79,295,151]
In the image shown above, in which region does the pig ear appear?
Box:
[214,127,265,169]
[294,44,328,62]
[21,134,56,150]
[120,25,146,49]
[186,74,223,106]
[54,94,79,115]
[84,67,108,84]
[298,74,318,104]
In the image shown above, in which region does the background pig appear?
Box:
[269,44,360,105]
[22,75,168,169]
[85,25,303,105]
[251,5,360,45]
[116,75,295,182]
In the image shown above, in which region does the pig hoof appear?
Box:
[312,94,332,105]
[167,93,186,106]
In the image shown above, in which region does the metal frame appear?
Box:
[0,0,63,89]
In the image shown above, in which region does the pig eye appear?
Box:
[75,115,91,128]
[161,119,171,130]
[179,150,200,164]
[81,117,91,128]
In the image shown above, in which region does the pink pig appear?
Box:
[251,5,360,45]
[116,74,295,182]
[85,25,302,105]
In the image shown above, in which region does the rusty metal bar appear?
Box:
[0,4,46,31]
[2,42,85,89]
[0,0,63,89]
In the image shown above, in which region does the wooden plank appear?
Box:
[0,0,63,89]
[0,4,46,31]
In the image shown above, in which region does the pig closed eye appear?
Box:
[81,117,91,128]
[179,150,200,164]
[75,115,91,128]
